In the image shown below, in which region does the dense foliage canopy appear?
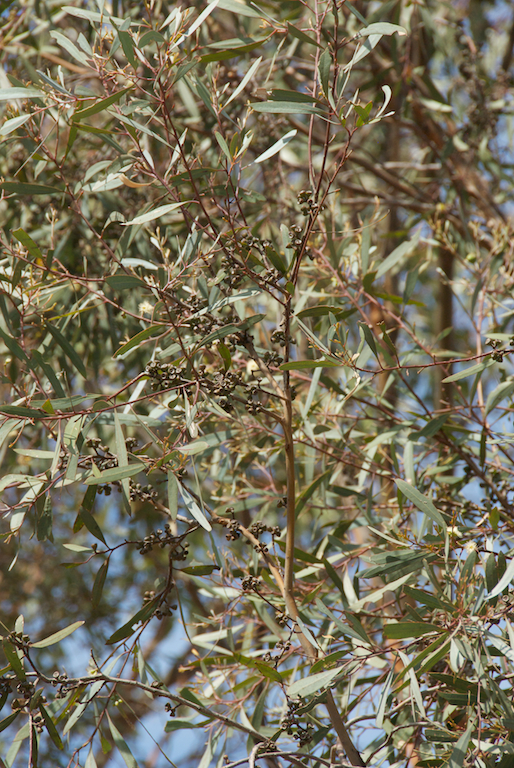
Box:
[2,1,514,767]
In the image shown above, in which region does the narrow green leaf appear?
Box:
[179,485,212,531]
[263,245,286,275]
[485,379,514,415]
[1,115,32,137]
[0,182,62,195]
[197,323,239,348]
[62,5,128,23]
[383,622,441,639]
[106,599,159,644]
[375,232,420,280]
[215,130,231,161]
[107,712,138,768]
[105,274,145,290]
[296,305,348,319]
[0,712,19,733]
[403,586,455,613]
[92,560,109,609]
[397,635,450,679]
[31,349,66,397]
[218,341,232,371]
[63,543,92,552]
[318,48,331,99]
[174,440,210,456]
[250,101,322,115]
[254,129,296,164]
[39,703,64,750]
[164,718,200,732]
[286,22,323,48]
[84,462,144,485]
[114,325,167,357]
[376,664,395,728]
[118,30,137,68]
[78,506,107,546]
[139,30,165,47]
[121,202,186,226]
[0,327,29,362]
[36,495,53,542]
[360,22,407,37]
[485,631,514,665]
[280,358,340,371]
[30,395,91,411]
[288,666,342,697]
[114,409,131,515]
[296,470,331,515]
[223,56,262,107]
[31,621,85,648]
[73,88,132,121]
[487,556,514,599]
[12,229,43,261]
[408,413,449,440]
[215,0,260,17]
[167,471,178,520]
[49,30,90,66]
[442,359,494,383]
[395,479,446,527]
[110,111,172,147]
[62,698,89,736]
[45,323,86,377]
[269,89,323,105]
[0,87,44,101]
[181,564,220,576]
[448,721,474,768]
[254,661,282,683]
[2,639,25,680]
[358,322,378,358]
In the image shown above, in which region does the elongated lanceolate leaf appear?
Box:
[288,666,343,697]
[485,379,514,415]
[84,462,145,485]
[72,88,132,121]
[375,231,420,279]
[45,323,87,377]
[114,325,167,357]
[487,557,514,599]
[31,621,85,648]
[395,479,445,527]
[0,87,44,101]
[107,712,138,768]
[179,485,212,531]
[253,129,297,164]
[442,359,494,383]
[0,114,32,135]
[122,202,187,226]
[383,622,441,639]
[250,102,322,115]
[12,228,43,260]
[0,182,63,195]
[359,22,407,37]
[224,56,262,107]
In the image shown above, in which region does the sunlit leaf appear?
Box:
[84,462,145,485]
[395,479,446,527]
[288,666,343,697]
[121,202,187,226]
[31,621,85,648]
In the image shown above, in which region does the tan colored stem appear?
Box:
[325,691,366,767]
[281,298,365,766]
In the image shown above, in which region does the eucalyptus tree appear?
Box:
[1,1,514,767]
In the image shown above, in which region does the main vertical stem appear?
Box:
[282,296,304,627]
[282,297,365,767]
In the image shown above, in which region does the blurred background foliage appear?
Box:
[1,0,514,766]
